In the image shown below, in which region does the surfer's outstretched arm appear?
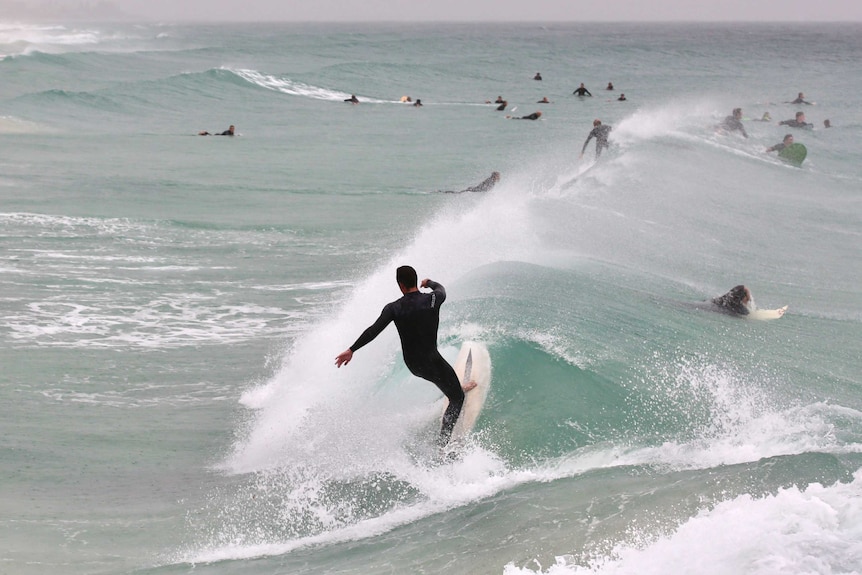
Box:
[335,306,395,367]
[581,134,594,156]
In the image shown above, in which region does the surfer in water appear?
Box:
[718,108,748,138]
[344,94,360,104]
[787,92,813,105]
[573,83,592,97]
[335,266,477,446]
[766,133,795,153]
[711,285,752,316]
[580,119,611,159]
[438,172,501,194]
[198,125,234,136]
[507,111,542,120]
[779,111,813,129]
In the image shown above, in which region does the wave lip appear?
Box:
[229,67,395,103]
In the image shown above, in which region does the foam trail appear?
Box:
[231,68,396,103]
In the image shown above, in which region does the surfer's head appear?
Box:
[796,111,806,121]
[491,171,501,182]
[396,265,418,289]
[593,119,601,126]
[728,285,751,305]
[783,134,794,144]
[733,108,743,118]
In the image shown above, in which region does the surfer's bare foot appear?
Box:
[462,380,478,392]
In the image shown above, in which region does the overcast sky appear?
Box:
[12,0,862,22]
[116,0,862,22]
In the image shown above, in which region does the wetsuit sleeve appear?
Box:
[582,129,595,154]
[349,304,395,352]
[424,280,447,306]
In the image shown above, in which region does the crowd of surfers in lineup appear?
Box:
[201,74,830,179]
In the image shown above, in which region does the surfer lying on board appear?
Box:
[766,133,794,153]
[711,285,752,316]
[438,171,501,193]
[579,119,611,159]
[198,125,234,136]
[335,266,477,446]
[507,111,542,120]
[787,92,813,105]
[779,111,813,129]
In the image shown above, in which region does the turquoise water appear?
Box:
[2,21,861,575]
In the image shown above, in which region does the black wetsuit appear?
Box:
[465,174,499,192]
[789,97,812,105]
[515,112,541,120]
[573,87,592,96]
[582,124,612,157]
[768,142,789,153]
[349,280,464,445]
[216,130,233,136]
[720,116,748,138]
[438,173,499,194]
[711,286,750,315]
[779,119,813,129]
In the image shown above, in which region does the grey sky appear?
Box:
[8,0,862,22]
[126,0,862,22]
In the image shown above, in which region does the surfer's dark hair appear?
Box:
[396,265,418,288]
[729,285,747,301]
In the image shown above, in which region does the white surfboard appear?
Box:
[748,305,788,321]
[443,341,491,442]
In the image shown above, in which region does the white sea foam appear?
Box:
[0,23,104,56]
[504,469,862,575]
[229,68,396,103]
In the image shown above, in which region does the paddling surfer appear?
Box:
[438,172,500,194]
[711,285,752,316]
[198,125,234,136]
[335,266,477,446]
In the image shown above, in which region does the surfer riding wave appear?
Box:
[335,266,477,446]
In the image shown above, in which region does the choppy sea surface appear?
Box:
[2,21,861,575]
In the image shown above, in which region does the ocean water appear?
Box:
[1,21,861,575]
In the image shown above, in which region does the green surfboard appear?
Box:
[778,143,807,167]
